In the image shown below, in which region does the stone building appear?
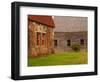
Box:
[53,16,88,52]
[28,15,55,57]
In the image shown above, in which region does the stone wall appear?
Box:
[28,21,54,58]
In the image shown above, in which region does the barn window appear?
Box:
[54,40,58,47]
[37,32,46,46]
[67,39,71,46]
[80,39,84,45]
[42,33,46,46]
[37,32,41,46]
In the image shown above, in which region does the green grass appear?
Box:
[28,51,88,66]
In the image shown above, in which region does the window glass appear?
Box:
[54,40,58,47]
[80,39,84,45]
[42,33,46,46]
[37,32,41,46]
[67,40,71,46]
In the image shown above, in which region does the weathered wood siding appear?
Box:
[54,31,87,52]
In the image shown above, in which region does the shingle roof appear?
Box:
[28,15,55,27]
[54,16,88,32]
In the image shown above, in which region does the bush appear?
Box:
[71,43,80,52]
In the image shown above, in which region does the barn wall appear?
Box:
[54,31,87,52]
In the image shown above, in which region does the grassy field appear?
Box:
[28,51,88,66]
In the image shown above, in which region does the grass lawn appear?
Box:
[28,51,88,66]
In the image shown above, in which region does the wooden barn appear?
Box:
[28,15,55,58]
[53,16,88,52]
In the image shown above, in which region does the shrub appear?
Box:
[71,43,80,52]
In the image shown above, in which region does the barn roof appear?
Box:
[28,15,55,27]
[54,16,88,32]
